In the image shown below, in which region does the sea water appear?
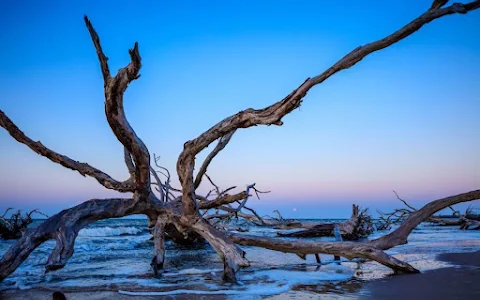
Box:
[0,218,478,297]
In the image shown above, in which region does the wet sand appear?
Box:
[359,251,480,299]
[0,290,226,300]
[1,251,478,299]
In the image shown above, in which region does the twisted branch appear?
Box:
[177,0,480,216]
[85,16,151,195]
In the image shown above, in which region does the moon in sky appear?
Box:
[293,208,297,212]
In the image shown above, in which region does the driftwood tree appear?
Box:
[1,1,480,283]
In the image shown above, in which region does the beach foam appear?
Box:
[117,268,353,297]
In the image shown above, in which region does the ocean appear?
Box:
[0,218,478,297]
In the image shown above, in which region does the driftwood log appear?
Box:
[278,205,374,240]
[1,1,480,284]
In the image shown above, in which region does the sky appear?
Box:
[0,0,479,218]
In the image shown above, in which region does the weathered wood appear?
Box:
[85,16,151,197]
[277,205,373,240]
[230,190,480,274]
[0,198,149,280]
[0,1,479,284]
[151,215,167,276]
[189,218,249,282]
[229,233,420,274]
[278,223,338,238]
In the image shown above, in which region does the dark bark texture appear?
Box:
[1,1,479,283]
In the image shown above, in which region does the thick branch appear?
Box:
[177,1,480,217]
[278,205,373,240]
[190,219,249,282]
[230,234,418,274]
[0,110,134,192]
[229,190,479,273]
[0,198,149,281]
[151,215,167,276]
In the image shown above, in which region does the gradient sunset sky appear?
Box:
[0,0,479,218]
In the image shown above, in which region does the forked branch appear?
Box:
[85,16,151,196]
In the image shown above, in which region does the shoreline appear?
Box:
[1,251,478,299]
[359,251,480,299]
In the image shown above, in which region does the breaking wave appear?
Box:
[78,226,143,237]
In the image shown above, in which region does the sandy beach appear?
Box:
[1,251,478,300]
[359,251,480,299]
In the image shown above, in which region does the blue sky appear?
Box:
[0,0,479,218]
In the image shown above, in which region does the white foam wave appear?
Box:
[118,284,290,296]
[78,226,142,237]
[118,268,353,297]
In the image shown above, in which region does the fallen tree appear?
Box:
[277,205,374,240]
[1,0,479,284]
